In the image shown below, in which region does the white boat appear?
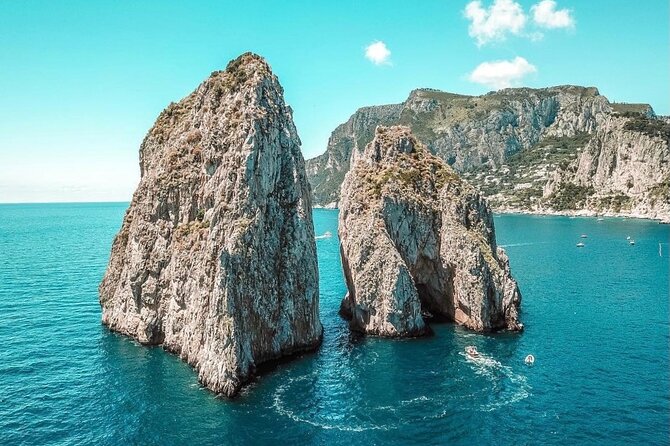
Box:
[576,242,585,247]
[597,217,604,221]
[626,236,631,240]
[524,354,535,365]
[580,234,588,238]
[465,346,480,359]
[629,240,635,245]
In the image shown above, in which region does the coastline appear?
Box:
[491,206,670,224]
[313,203,670,224]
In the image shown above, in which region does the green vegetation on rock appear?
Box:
[648,177,670,205]
[596,194,632,212]
[464,132,592,208]
[611,102,652,116]
[546,183,596,211]
[624,115,670,143]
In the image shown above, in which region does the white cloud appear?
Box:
[364,41,391,65]
[468,57,537,89]
[531,0,574,29]
[463,0,575,45]
[464,0,527,46]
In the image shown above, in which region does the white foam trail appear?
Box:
[461,351,531,411]
[499,242,549,248]
[315,231,333,240]
[271,376,391,432]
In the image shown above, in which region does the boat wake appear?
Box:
[272,378,459,432]
[315,231,333,240]
[461,351,531,412]
[499,242,549,248]
[272,374,392,432]
[272,347,531,431]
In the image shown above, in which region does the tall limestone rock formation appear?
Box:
[308,86,669,221]
[99,53,322,397]
[338,125,522,337]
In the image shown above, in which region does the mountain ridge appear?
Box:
[307,85,669,222]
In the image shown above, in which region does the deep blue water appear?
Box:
[0,203,668,445]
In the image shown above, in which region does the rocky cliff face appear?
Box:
[338,126,522,337]
[308,86,669,221]
[542,115,670,220]
[306,103,403,205]
[308,86,609,206]
[99,53,322,397]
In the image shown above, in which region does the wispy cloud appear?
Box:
[531,0,574,29]
[364,41,391,65]
[468,56,537,89]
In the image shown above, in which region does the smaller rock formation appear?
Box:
[338,126,522,337]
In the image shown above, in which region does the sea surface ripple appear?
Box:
[0,204,668,445]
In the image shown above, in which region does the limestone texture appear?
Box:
[99,53,322,397]
[307,86,669,221]
[542,116,670,221]
[338,125,522,337]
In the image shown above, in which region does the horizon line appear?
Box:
[0,200,131,205]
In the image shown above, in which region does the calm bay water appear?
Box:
[0,203,668,445]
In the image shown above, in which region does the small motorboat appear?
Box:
[576,242,585,247]
[626,236,631,240]
[524,354,535,365]
[315,231,333,240]
[629,240,635,245]
[580,234,588,238]
[465,346,481,359]
[597,217,604,221]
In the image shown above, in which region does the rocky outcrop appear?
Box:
[306,103,403,206]
[307,86,610,206]
[307,86,669,221]
[338,126,522,337]
[99,53,322,397]
[542,115,670,221]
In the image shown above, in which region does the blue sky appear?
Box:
[0,0,667,202]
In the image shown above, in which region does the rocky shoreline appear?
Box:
[98,53,666,399]
[315,203,670,224]
[493,207,670,223]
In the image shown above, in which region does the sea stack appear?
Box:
[99,53,322,397]
[338,125,522,337]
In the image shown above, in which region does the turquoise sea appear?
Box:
[0,203,668,445]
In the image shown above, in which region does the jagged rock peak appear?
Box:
[338,125,522,337]
[99,52,322,397]
[366,125,418,161]
[207,52,275,91]
[408,88,472,100]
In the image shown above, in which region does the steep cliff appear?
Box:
[306,103,403,206]
[338,126,522,337]
[308,86,669,221]
[308,85,609,206]
[99,53,322,397]
[541,115,670,220]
